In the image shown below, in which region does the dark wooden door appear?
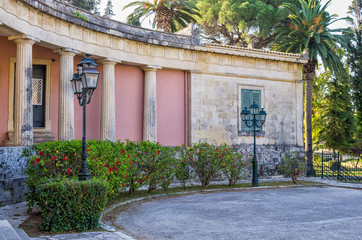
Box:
[32,65,46,127]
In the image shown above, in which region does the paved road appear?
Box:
[115,187,362,240]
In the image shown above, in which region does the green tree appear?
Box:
[68,0,101,15]
[194,0,298,48]
[346,0,362,133]
[272,0,351,176]
[123,0,200,32]
[103,0,115,18]
[315,68,355,153]
[312,70,330,149]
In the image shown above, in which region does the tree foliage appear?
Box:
[346,0,362,133]
[271,0,351,176]
[313,67,356,152]
[194,0,298,48]
[123,0,200,32]
[103,0,115,18]
[68,0,101,15]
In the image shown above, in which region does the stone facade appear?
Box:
[0,147,28,205]
[0,0,308,205]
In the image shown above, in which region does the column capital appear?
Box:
[54,48,80,56]
[99,58,118,65]
[8,34,39,44]
[141,65,162,72]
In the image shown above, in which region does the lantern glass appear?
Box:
[259,108,267,124]
[71,73,83,94]
[81,68,99,90]
[240,108,251,121]
[250,102,260,115]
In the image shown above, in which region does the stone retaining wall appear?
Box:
[0,147,28,205]
[233,144,305,177]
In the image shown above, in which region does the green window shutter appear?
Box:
[241,89,262,131]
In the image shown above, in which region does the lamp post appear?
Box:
[240,102,267,187]
[71,54,100,181]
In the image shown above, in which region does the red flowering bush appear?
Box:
[221,147,251,186]
[180,142,229,187]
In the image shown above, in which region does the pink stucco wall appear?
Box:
[157,70,186,146]
[114,65,144,141]
[0,37,14,145]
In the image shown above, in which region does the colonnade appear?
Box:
[9,34,161,146]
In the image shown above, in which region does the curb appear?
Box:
[99,183,325,233]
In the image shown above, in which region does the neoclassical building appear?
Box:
[0,0,307,204]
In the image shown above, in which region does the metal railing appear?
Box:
[314,151,361,182]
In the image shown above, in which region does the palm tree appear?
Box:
[272,0,351,176]
[123,0,199,32]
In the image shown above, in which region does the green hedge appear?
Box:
[37,178,109,233]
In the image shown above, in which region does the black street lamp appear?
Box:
[71,54,100,181]
[240,102,267,187]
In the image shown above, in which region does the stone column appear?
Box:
[54,48,80,141]
[100,59,117,141]
[141,65,161,142]
[8,35,39,146]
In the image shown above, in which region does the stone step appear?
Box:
[0,220,22,240]
[4,130,55,146]
[14,229,30,240]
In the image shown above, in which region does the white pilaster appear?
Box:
[54,48,79,141]
[100,59,117,141]
[9,35,38,146]
[141,65,161,142]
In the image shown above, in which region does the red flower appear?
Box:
[158,150,160,155]
[139,179,142,183]
[38,151,43,157]
[126,175,129,179]
[168,181,171,184]
[52,156,57,160]
[115,168,118,172]
[162,176,165,180]
[232,166,235,169]
[225,148,228,150]
[63,155,67,160]
[229,179,231,182]
[190,158,193,162]
[109,151,113,153]
[104,164,107,167]
[67,169,71,174]
[146,176,149,180]
[31,161,35,165]
[109,167,113,172]
[116,161,119,165]
[122,183,125,187]
[121,149,125,154]
[86,148,90,152]
[36,158,40,163]
[127,155,130,158]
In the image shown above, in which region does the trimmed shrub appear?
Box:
[181,142,229,187]
[37,178,109,233]
[280,152,306,183]
[221,147,251,186]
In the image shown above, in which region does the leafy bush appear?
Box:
[279,152,306,183]
[181,142,229,187]
[175,147,193,189]
[221,147,251,186]
[38,178,108,233]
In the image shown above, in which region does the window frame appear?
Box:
[237,85,266,137]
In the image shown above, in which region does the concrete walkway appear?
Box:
[0,178,360,240]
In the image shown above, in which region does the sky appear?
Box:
[99,0,354,29]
